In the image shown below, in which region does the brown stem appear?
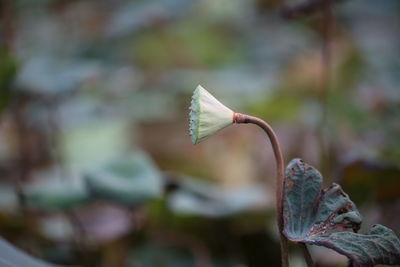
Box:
[0,0,15,51]
[11,99,31,213]
[65,210,91,266]
[318,2,334,177]
[234,113,289,267]
[300,243,315,267]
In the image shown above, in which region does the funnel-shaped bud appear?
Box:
[189,85,234,144]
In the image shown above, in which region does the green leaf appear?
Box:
[307,224,400,267]
[84,152,163,206]
[283,159,361,241]
[283,159,400,266]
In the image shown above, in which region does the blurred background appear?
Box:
[0,0,399,266]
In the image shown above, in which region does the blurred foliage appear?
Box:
[0,237,57,267]
[0,49,17,113]
[132,22,244,70]
[337,159,400,203]
[85,152,163,206]
[24,172,88,211]
[0,0,399,266]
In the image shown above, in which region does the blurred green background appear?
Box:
[0,0,399,266]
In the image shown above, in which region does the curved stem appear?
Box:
[300,243,315,267]
[234,113,289,267]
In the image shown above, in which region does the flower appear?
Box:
[189,85,234,144]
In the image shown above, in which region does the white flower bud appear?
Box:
[189,85,234,144]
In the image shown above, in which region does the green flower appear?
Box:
[189,85,234,144]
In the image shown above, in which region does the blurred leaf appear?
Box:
[283,159,400,266]
[85,152,163,206]
[24,170,88,211]
[0,237,59,267]
[15,57,100,95]
[60,119,130,171]
[168,176,269,217]
[124,91,177,122]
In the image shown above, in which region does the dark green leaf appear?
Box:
[283,159,400,266]
[307,224,400,267]
[283,159,361,241]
